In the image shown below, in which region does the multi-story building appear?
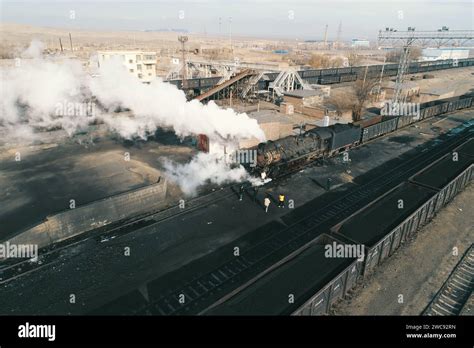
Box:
[96,50,157,82]
[351,39,370,48]
[421,48,470,61]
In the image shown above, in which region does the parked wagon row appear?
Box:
[209,140,473,316]
[207,234,363,316]
[360,94,474,143]
[297,57,474,80]
[255,93,474,176]
[169,57,474,90]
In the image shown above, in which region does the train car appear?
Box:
[384,69,398,77]
[300,69,321,78]
[326,123,362,151]
[320,75,341,84]
[361,118,398,142]
[321,68,338,76]
[339,74,357,83]
[397,114,420,129]
[337,67,352,75]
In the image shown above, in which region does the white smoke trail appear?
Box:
[163,152,251,196]
[89,58,265,142]
[0,41,267,194]
[1,42,265,143]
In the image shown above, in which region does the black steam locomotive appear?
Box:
[253,93,474,177]
[255,123,361,176]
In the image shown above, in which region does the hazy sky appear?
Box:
[1,0,473,40]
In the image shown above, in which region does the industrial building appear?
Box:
[351,38,370,48]
[96,50,157,82]
[421,48,470,61]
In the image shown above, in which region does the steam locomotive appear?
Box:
[253,93,474,177]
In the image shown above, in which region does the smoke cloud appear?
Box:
[163,152,250,196]
[1,41,265,143]
[89,59,265,142]
[0,41,267,194]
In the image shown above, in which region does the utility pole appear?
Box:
[229,17,233,56]
[323,24,328,48]
[374,56,387,100]
[59,38,64,53]
[336,21,342,49]
[178,36,188,89]
[68,33,73,52]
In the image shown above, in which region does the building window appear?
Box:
[137,64,142,70]
[130,69,134,73]
[136,55,141,61]
[144,55,156,60]
[138,73,143,78]
[129,59,133,64]
[146,64,152,70]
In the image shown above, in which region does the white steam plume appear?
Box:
[1,41,267,194]
[163,152,250,196]
[89,58,265,142]
[1,42,265,143]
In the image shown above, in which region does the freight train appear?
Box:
[254,93,474,177]
[168,57,474,90]
[298,57,474,85]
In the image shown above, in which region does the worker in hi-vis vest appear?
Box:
[278,194,285,208]
[264,197,271,213]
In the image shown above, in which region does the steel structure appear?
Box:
[194,69,258,102]
[378,28,474,104]
[178,36,188,89]
[270,69,312,98]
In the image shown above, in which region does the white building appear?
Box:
[421,48,470,61]
[351,39,370,48]
[96,51,157,82]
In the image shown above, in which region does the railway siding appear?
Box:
[203,139,474,315]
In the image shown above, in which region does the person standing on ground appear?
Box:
[264,197,271,213]
[278,193,285,208]
[239,185,245,201]
[253,186,259,202]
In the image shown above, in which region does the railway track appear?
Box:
[134,121,474,315]
[0,184,243,284]
[1,118,472,290]
[423,244,474,316]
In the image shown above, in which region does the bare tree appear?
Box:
[347,52,362,67]
[386,47,422,63]
[351,78,378,122]
[329,56,345,68]
[327,91,357,118]
[308,53,331,68]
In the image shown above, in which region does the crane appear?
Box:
[378,27,474,105]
